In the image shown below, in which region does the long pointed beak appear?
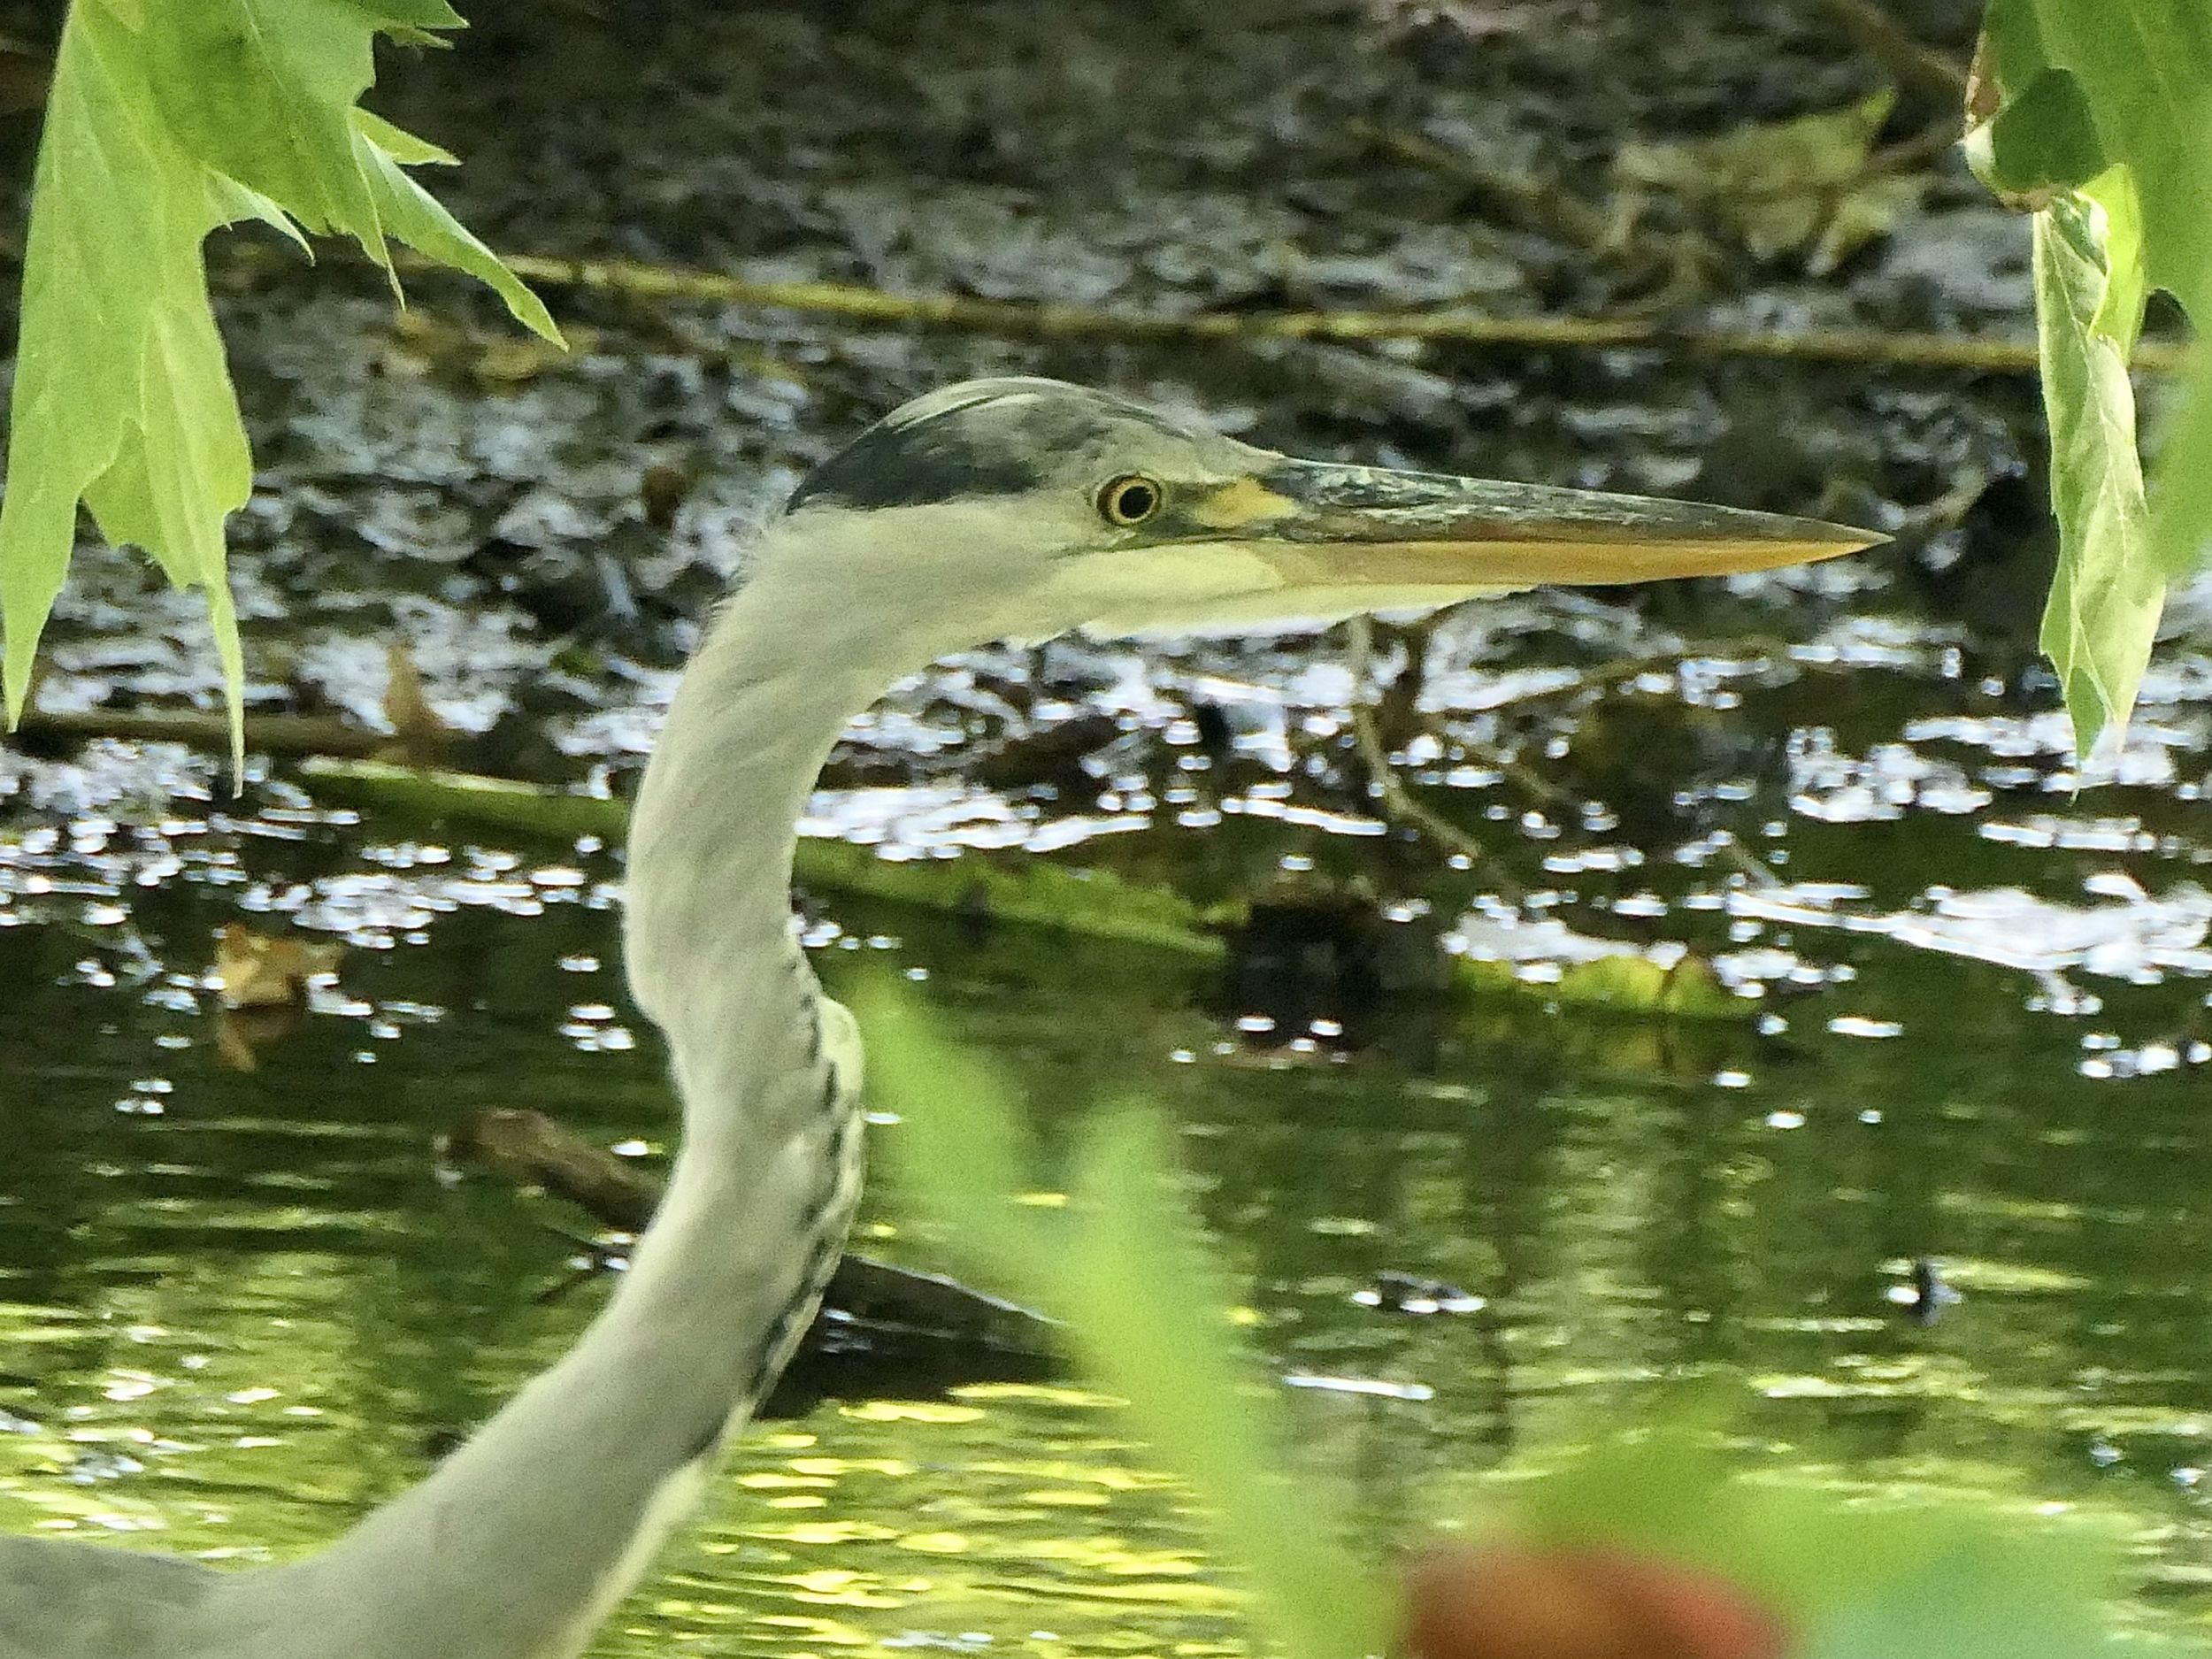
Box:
[1241,458,1880,588]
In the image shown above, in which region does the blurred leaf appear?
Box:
[861,983,1391,1659]
[2033,177,2157,755]
[1615,89,1915,272]
[0,0,558,757]
[1062,1114,1394,1659]
[1517,1428,2121,1659]
[2151,353,2212,584]
[856,990,1048,1278]
[1804,174,1924,275]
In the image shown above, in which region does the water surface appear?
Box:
[5,612,2212,1653]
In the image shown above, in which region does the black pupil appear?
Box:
[1113,480,1156,520]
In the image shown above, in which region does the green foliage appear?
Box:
[0,0,557,764]
[1969,0,2212,755]
[2031,181,2159,760]
[1963,67,2105,207]
[1978,2,2212,311]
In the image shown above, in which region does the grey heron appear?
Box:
[0,378,1872,1658]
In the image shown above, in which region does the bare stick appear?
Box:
[384,250,2190,377]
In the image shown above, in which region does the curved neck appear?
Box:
[623,594,885,1145]
[219,575,902,1659]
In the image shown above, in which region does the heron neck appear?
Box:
[622,593,887,1145]
[224,580,901,1659]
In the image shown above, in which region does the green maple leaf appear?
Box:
[1970,0,2212,756]
[0,0,557,765]
[140,0,468,242]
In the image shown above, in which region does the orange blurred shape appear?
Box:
[1402,1542,1791,1659]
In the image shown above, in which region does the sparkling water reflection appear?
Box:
[5,614,2212,1650]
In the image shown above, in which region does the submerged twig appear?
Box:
[14,704,389,757]
[444,1106,1056,1355]
[1348,618,1525,904]
[446,1108,659,1231]
[1346,620,1784,894]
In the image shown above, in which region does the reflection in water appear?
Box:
[1734,877,2212,981]
[5,624,2212,1650]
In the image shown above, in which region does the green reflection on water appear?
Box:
[4,825,2212,1653]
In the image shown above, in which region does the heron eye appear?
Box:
[1098,473,1164,526]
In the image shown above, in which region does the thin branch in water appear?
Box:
[1347,617,1525,904]
[1345,620,1785,895]
[349,247,2193,377]
[15,703,390,758]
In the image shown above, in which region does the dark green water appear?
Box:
[4,625,2212,1654]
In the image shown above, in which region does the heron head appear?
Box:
[774,377,1878,658]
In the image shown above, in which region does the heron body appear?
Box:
[0,380,1871,1658]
